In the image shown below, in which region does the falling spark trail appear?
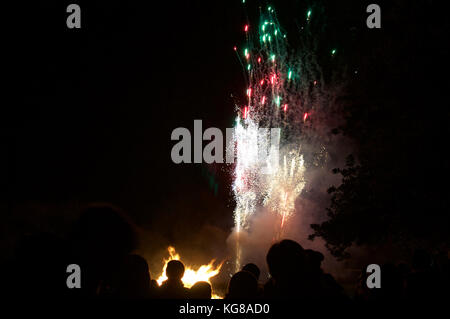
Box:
[231,2,328,271]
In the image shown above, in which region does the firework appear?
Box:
[262,149,306,236]
[231,4,320,270]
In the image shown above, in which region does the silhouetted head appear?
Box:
[74,204,137,260]
[117,254,151,298]
[166,260,185,281]
[305,249,324,272]
[190,281,212,299]
[242,263,260,280]
[226,271,258,299]
[124,255,150,283]
[266,239,306,281]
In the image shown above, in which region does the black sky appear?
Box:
[2,1,250,229]
[2,0,449,257]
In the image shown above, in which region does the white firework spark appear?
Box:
[262,149,306,230]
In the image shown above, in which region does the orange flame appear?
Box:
[156,246,223,298]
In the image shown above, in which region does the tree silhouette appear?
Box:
[310,0,450,259]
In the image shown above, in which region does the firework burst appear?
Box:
[262,149,306,236]
[231,3,333,270]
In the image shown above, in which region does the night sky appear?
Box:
[1,0,449,270]
[3,2,243,220]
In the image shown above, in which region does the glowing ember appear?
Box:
[156,246,223,298]
[303,112,309,122]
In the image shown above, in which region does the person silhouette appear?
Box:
[225,271,258,299]
[242,263,263,297]
[264,239,307,298]
[69,204,138,297]
[159,260,189,299]
[190,281,212,299]
[114,254,151,298]
[242,263,260,281]
[406,249,439,300]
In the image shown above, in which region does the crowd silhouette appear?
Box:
[2,204,448,300]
